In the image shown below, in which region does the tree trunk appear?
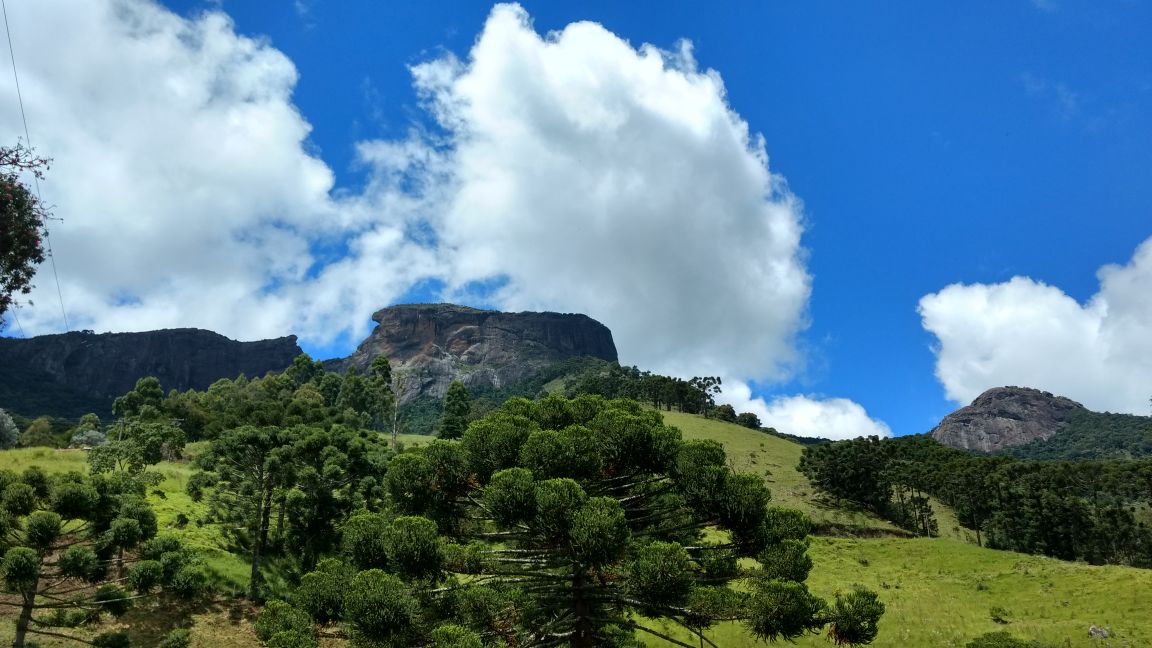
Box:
[572,568,593,648]
[12,591,35,648]
[249,475,273,602]
[275,495,286,541]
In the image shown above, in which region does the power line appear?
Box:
[8,304,25,337]
[2,0,69,331]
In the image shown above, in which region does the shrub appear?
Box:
[254,600,313,643]
[158,628,191,648]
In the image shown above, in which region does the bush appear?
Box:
[292,560,349,623]
[158,628,191,648]
[343,570,419,646]
[255,601,313,643]
[92,633,131,648]
[430,624,484,648]
[966,631,1059,648]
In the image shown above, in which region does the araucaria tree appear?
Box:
[276,394,883,647]
[439,380,471,439]
[0,468,200,647]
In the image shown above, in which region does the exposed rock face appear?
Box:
[0,329,301,417]
[340,304,618,402]
[931,386,1087,453]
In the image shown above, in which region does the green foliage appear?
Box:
[429,624,483,648]
[94,583,133,617]
[19,416,59,448]
[255,600,314,643]
[92,632,131,648]
[1006,410,1152,460]
[343,569,420,646]
[2,547,40,592]
[158,628,192,648]
[383,515,443,581]
[0,143,50,327]
[745,579,826,641]
[24,510,62,551]
[293,558,351,623]
[801,433,1152,566]
[826,587,885,646]
[735,412,762,429]
[625,541,694,607]
[439,380,471,439]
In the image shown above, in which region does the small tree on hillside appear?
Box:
[439,380,471,440]
[0,470,201,647]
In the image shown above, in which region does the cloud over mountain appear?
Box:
[920,236,1152,415]
[3,1,888,439]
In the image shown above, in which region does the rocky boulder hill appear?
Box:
[0,329,301,418]
[931,386,1088,453]
[337,304,618,402]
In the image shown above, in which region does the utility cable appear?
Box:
[2,0,69,331]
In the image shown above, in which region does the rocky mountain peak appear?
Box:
[339,303,618,402]
[930,386,1087,453]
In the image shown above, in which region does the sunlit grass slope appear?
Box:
[659,410,901,533]
[640,535,1152,647]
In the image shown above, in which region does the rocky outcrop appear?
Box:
[930,386,1087,453]
[0,329,301,418]
[339,304,618,402]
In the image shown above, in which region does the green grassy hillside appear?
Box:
[659,410,904,534]
[641,536,1152,647]
[5,416,1152,648]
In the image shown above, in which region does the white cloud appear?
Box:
[919,236,1152,414]
[3,0,425,343]
[1,2,886,428]
[401,4,811,381]
[723,382,892,441]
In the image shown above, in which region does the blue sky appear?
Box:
[3,1,1150,437]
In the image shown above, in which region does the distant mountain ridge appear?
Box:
[1,304,620,419]
[334,303,619,402]
[0,328,302,418]
[931,385,1152,459]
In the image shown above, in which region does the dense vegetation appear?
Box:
[7,352,1152,646]
[1003,410,1152,460]
[800,435,1152,566]
[0,360,887,647]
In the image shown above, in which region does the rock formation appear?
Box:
[338,304,618,402]
[930,386,1087,453]
[0,329,301,417]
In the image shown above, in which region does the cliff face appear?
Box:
[0,329,301,417]
[340,304,618,401]
[930,386,1087,453]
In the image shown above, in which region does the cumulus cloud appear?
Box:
[2,0,435,343]
[723,382,892,441]
[2,2,885,432]
[7,1,810,382]
[919,237,1152,414]
[398,4,811,381]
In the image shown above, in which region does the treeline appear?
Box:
[1003,410,1152,460]
[562,361,766,428]
[799,435,1152,567]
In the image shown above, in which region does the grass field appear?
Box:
[641,535,1152,647]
